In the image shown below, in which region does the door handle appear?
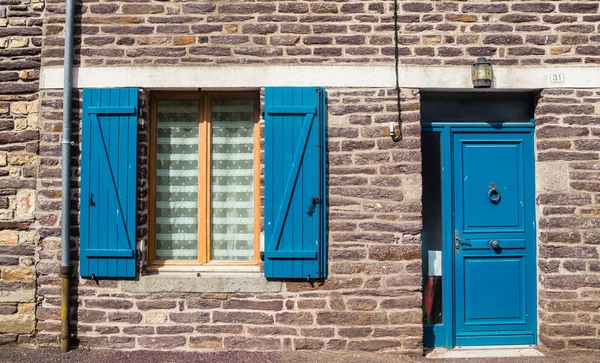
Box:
[490,240,501,249]
[454,230,470,254]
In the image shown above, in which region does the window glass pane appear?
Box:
[422,131,443,325]
[210,99,255,261]
[155,100,199,260]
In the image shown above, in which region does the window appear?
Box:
[148,91,260,271]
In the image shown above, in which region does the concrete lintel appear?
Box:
[121,275,282,293]
[40,65,600,90]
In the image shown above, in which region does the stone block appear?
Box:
[137,336,186,349]
[536,161,569,192]
[401,174,422,202]
[8,37,28,48]
[136,300,176,310]
[1,267,34,281]
[15,190,35,220]
[0,211,13,220]
[9,167,20,179]
[123,326,154,335]
[145,311,167,324]
[31,0,44,11]
[14,118,27,131]
[17,231,35,245]
[0,313,34,334]
[169,312,210,324]
[0,289,34,303]
[86,299,134,310]
[223,299,283,311]
[18,70,39,81]
[156,325,193,334]
[213,311,273,325]
[223,336,281,350]
[189,336,222,349]
[316,312,387,325]
[10,102,32,115]
[0,304,17,314]
[109,336,135,349]
[0,230,18,244]
[27,113,38,129]
[18,303,34,314]
[349,339,401,351]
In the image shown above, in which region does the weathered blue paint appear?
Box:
[422,124,536,348]
[80,88,138,279]
[263,87,327,280]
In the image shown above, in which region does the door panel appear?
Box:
[453,131,535,346]
[463,255,526,324]
[461,141,525,232]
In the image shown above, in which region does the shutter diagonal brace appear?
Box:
[92,113,134,252]
[266,111,316,253]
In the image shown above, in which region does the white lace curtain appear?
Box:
[155,99,255,261]
[155,100,200,260]
[210,100,255,261]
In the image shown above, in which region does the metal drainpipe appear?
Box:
[60,0,75,353]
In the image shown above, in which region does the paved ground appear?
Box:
[1,347,599,363]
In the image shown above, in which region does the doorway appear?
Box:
[420,92,537,348]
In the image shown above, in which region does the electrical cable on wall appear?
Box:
[391,0,403,142]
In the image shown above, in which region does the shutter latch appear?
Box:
[306,197,321,216]
[90,193,95,207]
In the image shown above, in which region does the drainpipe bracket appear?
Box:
[59,265,72,277]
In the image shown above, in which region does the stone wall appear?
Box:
[0,0,42,345]
[41,0,600,67]
[535,89,600,351]
[34,87,424,352]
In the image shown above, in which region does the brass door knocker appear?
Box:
[488,182,501,204]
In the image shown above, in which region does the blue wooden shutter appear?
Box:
[80,88,138,278]
[264,87,327,279]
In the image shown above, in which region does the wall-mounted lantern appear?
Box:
[472,57,492,88]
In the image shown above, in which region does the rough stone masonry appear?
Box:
[0,0,42,346]
[40,0,600,66]
[0,0,599,354]
[32,87,424,353]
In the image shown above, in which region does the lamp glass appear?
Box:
[472,58,492,88]
[477,66,489,80]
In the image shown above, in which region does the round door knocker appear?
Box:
[488,182,501,204]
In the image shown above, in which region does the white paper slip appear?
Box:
[428,250,442,276]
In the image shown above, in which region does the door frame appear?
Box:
[421,122,537,348]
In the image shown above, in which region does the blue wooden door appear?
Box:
[453,130,536,346]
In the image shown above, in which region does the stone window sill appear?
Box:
[120,273,282,293]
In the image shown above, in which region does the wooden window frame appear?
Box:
[148,91,261,272]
